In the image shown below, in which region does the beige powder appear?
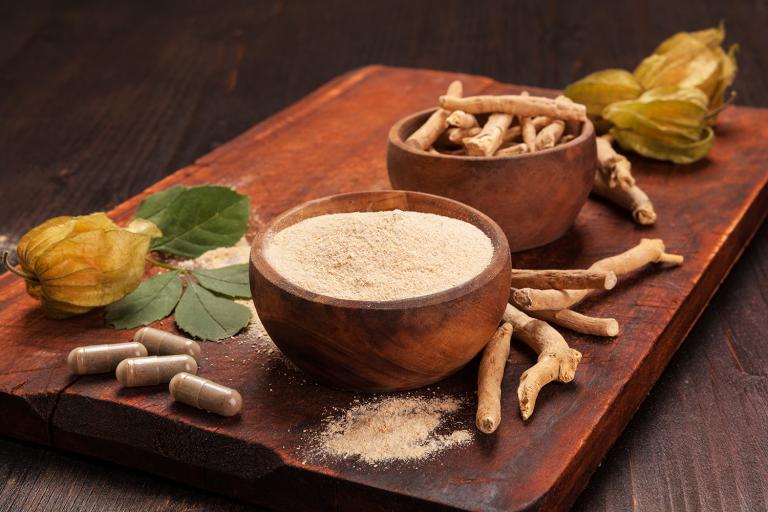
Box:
[176,238,251,270]
[265,210,493,301]
[315,395,473,464]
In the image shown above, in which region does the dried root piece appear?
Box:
[529,309,619,337]
[406,81,463,150]
[447,110,479,129]
[596,134,635,191]
[519,91,538,151]
[447,126,481,145]
[502,125,522,143]
[535,120,565,150]
[593,169,657,225]
[502,117,549,144]
[440,94,587,121]
[511,238,684,311]
[560,134,575,144]
[503,304,582,420]
[496,143,529,156]
[509,269,617,290]
[556,95,582,135]
[531,116,552,130]
[464,113,513,156]
[476,323,514,434]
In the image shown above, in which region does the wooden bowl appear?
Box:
[387,109,597,252]
[249,190,512,392]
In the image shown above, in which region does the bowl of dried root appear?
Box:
[387,80,597,252]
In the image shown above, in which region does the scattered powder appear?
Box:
[265,210,494,301]
[176,237,251,270]
[235,299,277,351]
[314,395,473,464]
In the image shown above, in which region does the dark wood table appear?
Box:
[1,1,765,510]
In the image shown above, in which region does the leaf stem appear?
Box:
[2,251,38,281]
[145,255,184,272]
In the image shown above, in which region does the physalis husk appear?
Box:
[603,86,714,164]
[9,213,161,318]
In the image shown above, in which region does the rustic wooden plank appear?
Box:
[0,65,766,511]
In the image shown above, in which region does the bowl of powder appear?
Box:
[250,190,511,392]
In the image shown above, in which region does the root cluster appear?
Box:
[476,239,683,431]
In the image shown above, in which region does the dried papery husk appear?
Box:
[611,125,714,165]
[707,43,738,122]
[603,86,709,142]
[564,68,644,127]
[602,86,714,163]
[8,213,161,318]
[635,34,721,100]
[635,23,737,117]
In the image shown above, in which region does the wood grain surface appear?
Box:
[0,1,766,511]
[0,62,765,511]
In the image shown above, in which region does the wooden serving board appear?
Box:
[1,66,766,511]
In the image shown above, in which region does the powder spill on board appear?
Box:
[309,394,473,465]
[265,210,493,301]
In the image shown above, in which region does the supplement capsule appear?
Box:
[67,342,148,375]
[116,355,197,387]
[134,327,202,362]
[169,372,242,417]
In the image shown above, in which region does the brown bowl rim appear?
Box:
[388,107,595,161]
[251,190,510,311]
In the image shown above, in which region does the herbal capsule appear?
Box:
[169,373,242,417]
[116,355,197,387]
[134,327,202,362]
[67,342,148,375]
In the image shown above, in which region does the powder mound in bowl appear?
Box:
[264,210,494,301]
[316,396,473,464]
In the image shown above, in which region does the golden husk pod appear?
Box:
[10,213,160,318]
[564,24,737,164]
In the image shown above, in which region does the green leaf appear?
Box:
[149,186,250,258]
[175,281,251,340]
[133,186,188,225]
[191,264,251,299]
[105,271,182,329]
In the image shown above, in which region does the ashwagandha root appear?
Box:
[501,116,550,144]
[503,304,582,420]
[556,95,582,136]
[535,120,565,150]
[596,134,635,191]
[519,91,538,151]
[496,143,529,156]
[509,269,617,290]
[529,309,619,337]
[476,322,514,433]
[406,81,463,150]
[464,113,513,156]
[593,169,657,225]
[439,94,587,122]
[447,126,481,145]
[510,238,684,311]
[447,110,479,129]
